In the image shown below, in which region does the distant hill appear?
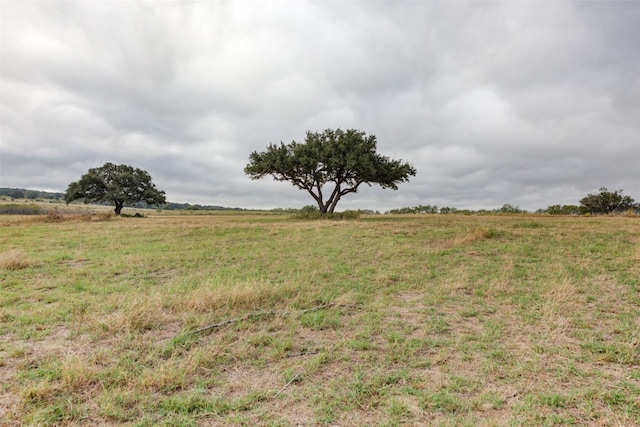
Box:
[0,187,245,211]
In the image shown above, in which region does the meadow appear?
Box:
[0,210,639,426]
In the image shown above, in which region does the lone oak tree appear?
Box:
[245,129,417,214]
[65,162,166,215]
[579,187,636,214]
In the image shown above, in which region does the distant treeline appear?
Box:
[0,187,64,200]
[0,187,245,211]
[134,201,248,211]
[385,204,528,215]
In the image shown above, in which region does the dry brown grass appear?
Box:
[94,295,169,335]
[173,279,303,314]
[0,211,113,226]
[40,211,113,223]
[0,249,35,270]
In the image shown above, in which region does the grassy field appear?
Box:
[1,212,639,426]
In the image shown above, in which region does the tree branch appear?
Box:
[276,371,304,395]
[185,302,348,337]
[340,180,365,197]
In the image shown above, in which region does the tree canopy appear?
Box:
[579,187,636,214]
[245,129,417,214]
[64,163,166,215]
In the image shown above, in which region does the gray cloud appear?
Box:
[1,1,638,211]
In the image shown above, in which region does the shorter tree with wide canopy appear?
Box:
[245,129,417,214]
[65,162,166,215]
[579,187,636,214]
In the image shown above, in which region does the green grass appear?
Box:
[1,212,639,425]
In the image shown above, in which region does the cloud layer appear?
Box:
[2,1,639,211]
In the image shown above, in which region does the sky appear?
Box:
[1,1,639,212]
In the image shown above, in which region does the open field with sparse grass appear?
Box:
[1,211,639,426]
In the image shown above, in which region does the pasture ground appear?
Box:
[1,211,639,426]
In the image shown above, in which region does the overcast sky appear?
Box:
[1,1,638,211]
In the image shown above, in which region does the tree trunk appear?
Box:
[328,194,342,213]
[114,201,124,215]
